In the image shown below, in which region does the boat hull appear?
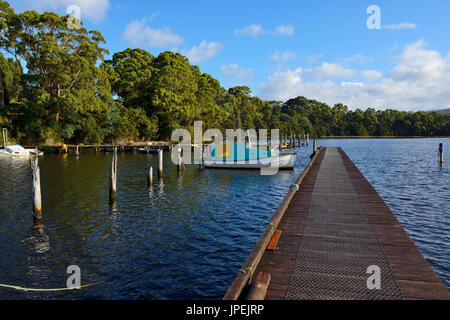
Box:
[0,150,30,157]
[0,147,43,157]
[202,153,296,170]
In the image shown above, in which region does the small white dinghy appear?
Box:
[0,144,43,157]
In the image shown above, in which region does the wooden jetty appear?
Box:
[22,142,209,154]
[224,147,449,300]
[23,143,172,154]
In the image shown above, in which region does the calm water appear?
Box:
[0,138,448,299]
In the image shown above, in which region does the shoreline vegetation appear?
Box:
[0,1,449,147]
[12,136,450,149]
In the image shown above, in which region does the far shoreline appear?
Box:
[11,136,449,149]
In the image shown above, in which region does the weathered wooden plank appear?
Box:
[266,230,282,251]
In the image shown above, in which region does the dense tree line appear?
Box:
[0,1,448,145]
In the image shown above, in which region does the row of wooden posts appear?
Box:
[280,133,310,148]
[30,137,315,228]
[109,147,181,204]
[31,146,178,229]
[29,139,307,228]
[28,140,444,229]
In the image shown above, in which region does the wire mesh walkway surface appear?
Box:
[251,147,449,300]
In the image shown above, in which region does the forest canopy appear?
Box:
[0,1,448,145]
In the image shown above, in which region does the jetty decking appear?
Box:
[224,147,449,300]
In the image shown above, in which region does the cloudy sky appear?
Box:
[9,0,450,111]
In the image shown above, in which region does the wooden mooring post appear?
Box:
[2,128,6,148]
[439,143,444,165]
[30,157,42,229]
[158,149,163,179]
[75,145,79,156]
[109,148,118,203]
[177,147,182,175]
[148,166,153,188]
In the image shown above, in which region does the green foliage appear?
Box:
[81,116,104,144]
[281,98,450,137]
[103,48,155,109]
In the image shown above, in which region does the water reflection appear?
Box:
[108,201,120,237]
[21,228,50,254]
[157,179,164,196]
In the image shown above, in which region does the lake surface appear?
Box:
[0,138,448,299]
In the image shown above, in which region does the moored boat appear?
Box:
[202,143,296,170]
[0,145,43,157]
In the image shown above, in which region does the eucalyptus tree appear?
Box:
[150,51,200,137]
[103,48,155,110]
[0,1,112,141]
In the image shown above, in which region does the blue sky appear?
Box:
[9,0,450,111]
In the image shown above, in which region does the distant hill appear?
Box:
[430,108,450,114]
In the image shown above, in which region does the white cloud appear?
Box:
[220,63,254,81]
[304,62,357,80]
[182,41,223,64]
[384,22,417,30]
[259,68,303,101]
[361,70,382,82]
[235,24,265,38]
[122,19,183,49]
[235,24,295,38]
[14,0,110,23]
[341,81,364,87]
[271,51,296,63]
[275,25,295,35]
[388,39,445,82]
[259,40,450,111]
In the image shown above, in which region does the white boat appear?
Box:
[0,145,43,157]
[202,143,296,170]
